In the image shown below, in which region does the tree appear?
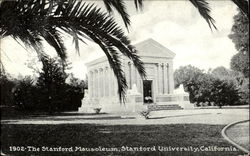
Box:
[193,73,215,105]
[0,0,146,102]
[238,79,249,105]
[174,65,205,103]
[13,76,37,110]
[174,65,204,88]
[36,55,68,112]
[174,65,241,106]
[210,66,245,85]
[211,66,231,78]
[210,79,240,108]
[0,74,16,107]
[1,0,248,102]
[229,10,249,77]
[66,74,86,110]
[12,55,86,112]
[230,52,249,77]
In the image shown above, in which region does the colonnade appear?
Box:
[88,66,117,98]
[157,63,170,94]
[88,62,172,99]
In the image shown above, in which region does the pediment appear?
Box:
[135,38,175,58]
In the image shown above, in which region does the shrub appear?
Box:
[0,74,16,107]
[12,56,85,113]
[210,79,240,107]
[13,77,38,111]
[238,78,249,105]
[139,110,151,119]
[174,65,242,106]
[93,108,102,114]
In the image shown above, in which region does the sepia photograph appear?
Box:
[0,0,249,155]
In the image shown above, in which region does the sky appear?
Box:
[1,0,238,80]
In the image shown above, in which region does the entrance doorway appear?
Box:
[143,80,153,103]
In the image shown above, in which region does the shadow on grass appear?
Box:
[148,113,212,120]
[41,116,136,121]
[1,109,111,120]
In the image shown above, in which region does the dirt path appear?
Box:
[1,109,249,125]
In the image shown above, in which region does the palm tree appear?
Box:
[0,0,146,102]
[0,0,248,102]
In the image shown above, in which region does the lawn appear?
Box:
[1,124,244,156]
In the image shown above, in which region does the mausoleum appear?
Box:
[79,38,193,113]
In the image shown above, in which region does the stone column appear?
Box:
[96,69,98,98]
[88,71,92,98]
[137,67,141,93]
[113,71,117,96]
[94,70,97,98]
[96,70,99,98]
[166,63,170,94]
[104,67,108,97]
[128,62,132,89]
[169,61,175,93]
[163,63,168,94]
[161,63,165,94]
[108,67,112,97]
[157,63,160,94]
[99,68,103,97]
[91,71,94,98]
[134,64,138,87]
[131,63,135,86]
[110,68,114,96]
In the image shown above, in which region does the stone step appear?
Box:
[147,104,183,111]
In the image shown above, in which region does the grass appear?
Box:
[226,121,250,150]
[1,124,245,156]
[0,107,108,120]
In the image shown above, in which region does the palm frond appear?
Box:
[0,0,146,102]
[231,0,249,18]
[134,0,143,10]
[42,28,67,60]
[50,1,146,101]
[189,0,217,30]
[103,0,130,29]
[0,0,59,59]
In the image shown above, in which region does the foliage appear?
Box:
[93,108,102,114]
[211,66,231,78]
[0,74,16,106]
[139,110,151,119]
[210,79,240,107]
[230,52,249,78]
[193,73,215,104]
[174,65,205,103]
[1,0,248,102]
[237,78,249,105]
[174,65,204,88]
[210,66,242,85]
[67,74,87,89]
[13,76,37,111]
[210,67,249,105]
[13,56,85,112]
[35,55,68,112]
[0,0,146,102]
[229,10,249,77]
[1,0,248,104]
[174,65,242,107]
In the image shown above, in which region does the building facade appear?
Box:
[80,38,191,113]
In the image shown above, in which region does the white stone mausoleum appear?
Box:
[80,38,193,113]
